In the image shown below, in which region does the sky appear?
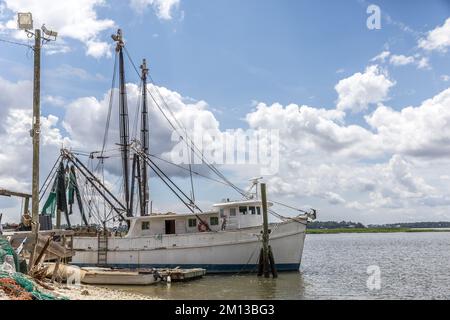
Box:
[2,0,450,224]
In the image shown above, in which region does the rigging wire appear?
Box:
[149,154,234,187]
[63,46,313,226]
[131,80,143,141]
[188,141,196,208]
[39,154,62,201]
[123,47,249,198]
[138,150,203,213]
[269,199,310,214]
[97,52,118,173]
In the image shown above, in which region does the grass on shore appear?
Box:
[306,228,450,234]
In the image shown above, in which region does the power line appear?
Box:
[0,37,33,49]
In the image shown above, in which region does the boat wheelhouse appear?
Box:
[126,200,273,237]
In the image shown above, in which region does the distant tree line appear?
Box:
[308,221,450,230]
[368,222,450,229]
[308,221,366,229]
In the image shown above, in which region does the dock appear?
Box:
[155,268,207,282]
[43,264,206,285]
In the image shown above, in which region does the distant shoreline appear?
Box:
[306,228,450,234]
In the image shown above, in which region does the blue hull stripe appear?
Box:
[73,263,300,273]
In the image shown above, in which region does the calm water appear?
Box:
[107,232,450,300]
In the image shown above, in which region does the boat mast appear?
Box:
[140,59,150,216]
[112,29,132,217]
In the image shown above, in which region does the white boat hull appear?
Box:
[71,220,307,273]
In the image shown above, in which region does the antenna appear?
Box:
[248,177,263,199]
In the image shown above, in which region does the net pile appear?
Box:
[0,270,68,300]
[0,237,67,300]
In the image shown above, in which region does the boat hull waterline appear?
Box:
[71,220,307,273]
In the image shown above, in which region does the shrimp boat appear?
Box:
[40,29,316,273]
[71,197,311,273]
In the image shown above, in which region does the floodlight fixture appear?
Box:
[17,12,33,30]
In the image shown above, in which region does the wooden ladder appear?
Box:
[97,232,108,267]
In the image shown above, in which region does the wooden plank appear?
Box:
[0,189,32,198]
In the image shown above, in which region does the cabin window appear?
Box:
[257,207,261,215]
[249,206,256,215]
[188,218,197,228]
[142,221,150,230]
[239,206,248,215]
[219,209,225,217]
[230,208,236,216]
[210,217,219,226]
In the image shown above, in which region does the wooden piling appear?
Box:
[268,245,278,278]
[56,209,61,229]
[257,248,264,276]
[258,183,277,278]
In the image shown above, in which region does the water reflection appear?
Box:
[108,272,307,300]
[106,232,450,300]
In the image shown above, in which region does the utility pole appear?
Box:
[17,13,58,270]
[29,28,41,268]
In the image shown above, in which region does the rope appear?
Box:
[235,244,260,275]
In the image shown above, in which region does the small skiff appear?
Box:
[80,267,160,285]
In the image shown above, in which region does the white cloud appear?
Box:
[441,75,450,82]
[48,64,107,82]
[416,56,430,70]
[418,18,450,52]
[390,54,415,66]
[0,78,215,222]
[0,108,69,222]
[63,83,219,177]
[0,76,32,122]
[373,51,431,70]
[86,39,111,59]
[335,65,395,113]
[371,51,390,63]
[43,95,65,107]
[5,70,450,223]
[243,85,450,222]
[129,0,180,20]
[365,88,450,158]
[1,0,115,58]
[0,2,6,18]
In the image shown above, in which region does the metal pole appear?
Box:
[140,59,149,216]
[30,29,41,268]
[112,29,131,217]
